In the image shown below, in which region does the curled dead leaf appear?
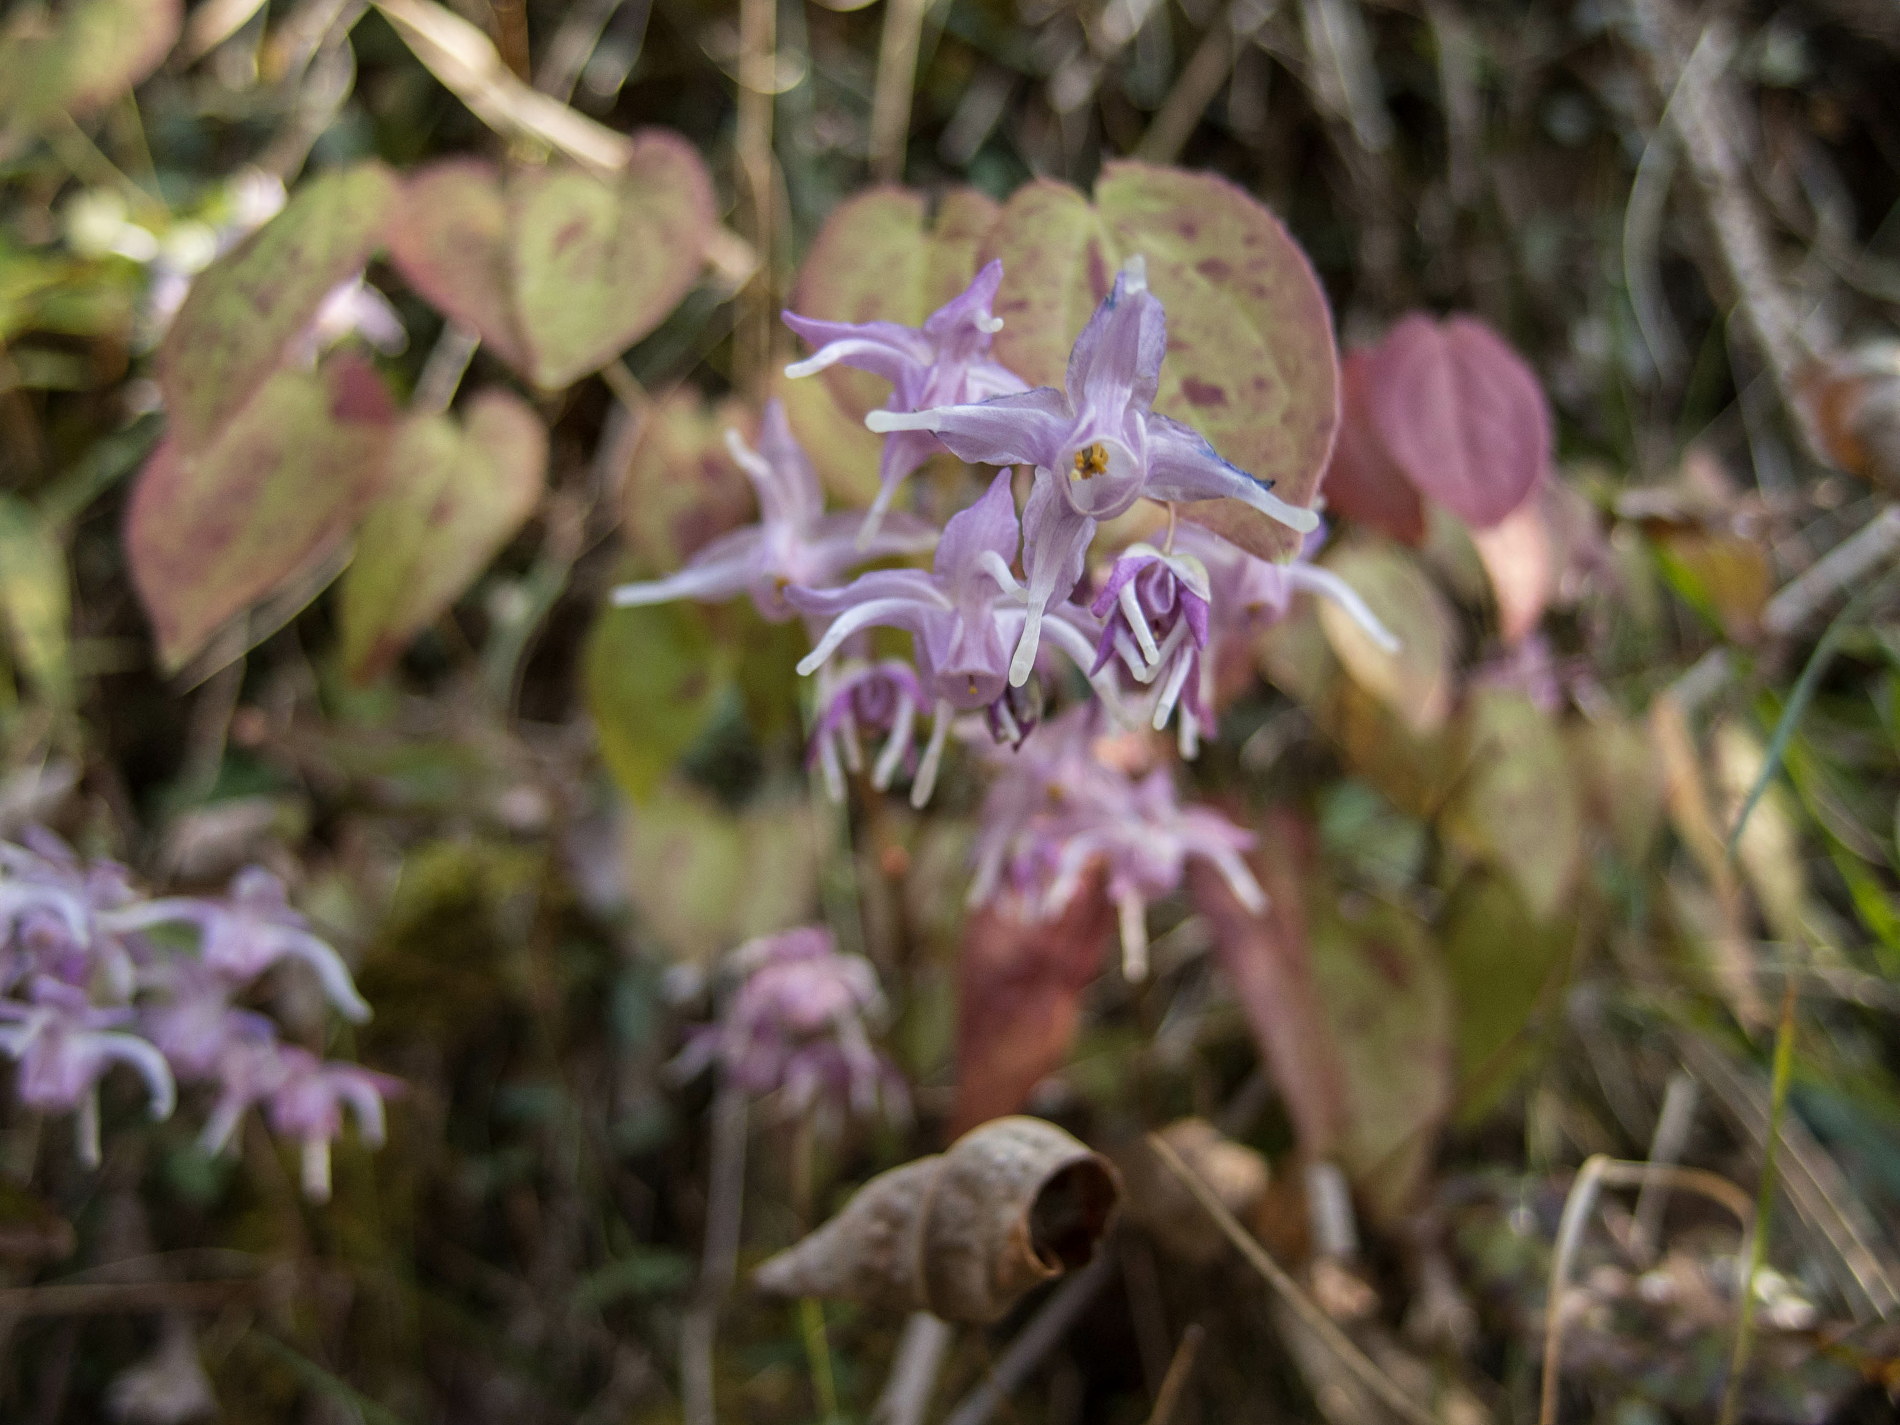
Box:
[753,1116,1121,1324]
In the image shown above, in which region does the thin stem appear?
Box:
[735,0,778,392]
[868,0,930,181]
[1718,980,1798,1425]
[872,1312,955,1425]
[681,1081,748,1425]
[800,1296,840,1421]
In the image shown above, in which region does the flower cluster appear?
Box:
[674,926,904,1128]
[967,708,1265,980]
[0,829,395,1199]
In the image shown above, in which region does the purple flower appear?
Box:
[0,828,139,997]
[783,260,1028,543]
[809,658,934,801]
[674,926,904,1128]
[791,471,1119,805]
[611,401,935,622]
[1089,543,1215,755]
[1177,523,1393,650]
[105,867,370,1023]
[967,709,1263,980]
[139,957,275,1081]
[0,980,175,1165]
[866,258,1319,687]
[263,1049,400,1202]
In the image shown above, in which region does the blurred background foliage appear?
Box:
[2,0,1900,1420]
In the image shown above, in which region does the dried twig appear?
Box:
[1145,1133,1437,1425]
[869,0,932,181]
[871,1312,955,1425]
[680,1082,748,1425]
[1141,1322,1205,1425]
[940,1252,1115,1425]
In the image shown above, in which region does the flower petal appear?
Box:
[1145,414,1319,533]
[868,388,1072,471]
[933,469,1021,586]
[781,313,931,385]
[1066,258,1165,425]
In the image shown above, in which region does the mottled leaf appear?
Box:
[1573,712,1663,867]
[620,784,821,964]
[1468,490,1553,644]
[1308,897,1452,1226]
[952,876,1114,1135]
[985,162,1338,560]
[616,389,754,575]
[1189,815,1349,1158]
[127,357,396,671]
[340,390,548,681]
[1441,874,1570,1118]
[1316,541,1459,736]
[1441,688,1582,922]
[583,598,729,804]
[1365,314,1550,530]
[0,497,72,709]
[1320,349,1425,544]
[0,0,180,122]
[385,159,526,369]
[157,163,396,450]
[511,134,714,389]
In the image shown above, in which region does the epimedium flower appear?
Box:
[808,658,934,801]
[0,980,175,1166]
[0,828,139,997]
[865,257,1320,689]
[104,866,371,1023]
[790,471,1119,806]
[782,259,1028,543]
[967,708,1264,981]
[198,1039,400,1201]
[611,400,935,623]
[673,926,904,1129]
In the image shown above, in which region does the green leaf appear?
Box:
[340,390,548,681]
[0,496,72,710]
[1316,541,1459,736]
[385,159,527,370]
[0,0,180,122]
[616,388,755,575]
[582,599,729,803]
[984,162,1338,560]
[127,357,396,672]
[1441,688,1583,922]
[510,135,715,389]
[157,162,398,450]
[1441,874,1570,1119]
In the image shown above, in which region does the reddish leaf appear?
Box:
[157,163,397,451]
[1365,314,1550,530]
[952,880,1114,1135]
[1319,349,1425,545]
[385,159,527,369]
[127,356,396,671]
[984,162,1338,561]
[1467,488,1554,643]
[1189,813,1348,1158]
[617,389,757,575]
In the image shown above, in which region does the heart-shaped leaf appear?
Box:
[585,597,731,804]
[385,159,527,369]
[1319,349,1425,544]
[1440,688,1582,921]
[0,496,72,710]
[1365,314,1550,530]
[984,162,1338,560]
[157,162,397,451]
[1441,874,1570,1118]
[511,133,714,389]
[0,0,180,122]
[1316,541,1459,736]
[127,356,396,671]
[339,390,548,681]
[617,389,756,574]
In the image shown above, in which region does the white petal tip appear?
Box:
[795,654,824,677]
[865,409,932,434]
[977,314,1004,333]
[783,356,827,379]
[1121,254,1148,292]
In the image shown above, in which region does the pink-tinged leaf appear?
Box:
[984,162,1338,561]
[157,162,397,451]
[511,132,715,389]
[0,0,180,121]
[1440,688,1583,922]
[1188,814,1348,1159]
[1316,541,1460,736]
[1319,349,1425,544]
[1467,488,1553,643]
[339,390,548,682]
[952,878,1114,1135]
[1366,314,1551,530]
[128,356,397,672]
[617,389,757,574]
[786,187,1001,501]
[385,159,527,370]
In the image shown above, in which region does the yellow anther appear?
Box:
[1070,443,1110,479]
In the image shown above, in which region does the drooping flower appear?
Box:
[262,1048,400,1202]
[866,258,1319,687]
[1089,543,1214,754]
[611,401,935,622]
[967,709,1264,980]
[808,658,934,801]
[0,980,175,1165]
[105,866,371,1023]
[783,259,1028,542]
[0,828,139,996]
[790,471,1119,805]
[674,926,904,1128]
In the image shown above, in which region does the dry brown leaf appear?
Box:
[1115,1118,1271,1265]
[753,1116,1121,1324]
